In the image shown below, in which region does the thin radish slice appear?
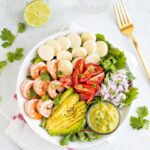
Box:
[58,60,73,76]
[57,37,71,51]
[81,32,96,42]
[67,33,81,48]
[57,51,72,61]
[85,54,100,65]
[46,40,61,56]
[83,40,96,55]
[96,41,108,57]
[72,47,87,58]
[38,45,54,61]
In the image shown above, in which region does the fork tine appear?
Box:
[120,0,132,24]
[113,1,122,28]
[114,0,126,27]
[117,0,127,25]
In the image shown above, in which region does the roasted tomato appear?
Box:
[72,69,80,85]
[74,84,95,95]
[79,93,94,103]
[80,64,103,82]
[86,72,105,85]
[75,58,85,73]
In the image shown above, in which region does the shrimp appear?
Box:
[59,76,72,89]
[47,80,65,98]
[30,62,47,79]
[37,100,53,118]
[21,79,34,100]
[24,99,42,119]
[47,59,57,80]
[33,77,49,97]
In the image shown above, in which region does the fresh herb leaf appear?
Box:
[96,33,112,49]
[7,52,15,63]
[143,119,149,129]
[104,73,110,85]
[126,71,136,81]
[130,116,149,130]
[130,106,149,130]
[87,96,102,107]
[2,42,12,48]
[94,96,101,101]
[56,71,63,77]
[124,87,139,105]
[30,87,37,99]
[40,71,50,81]
[78,73,83,78]
[15,48,24,60]
[136,106,148,118]
[91,84,96,88]
[130,116,145,129]
[77,132,87,142]
[40,117,47,128]
[0,61,7,72]
[53,93,62,106]
[0,28,15,48]
[109,48,127,69]
[105,40,112,49]
[18,23,26,33]
[100,56,117,72]
[7,48,24,62]
[31,55,43,64]
[100,48,126,72]
[70,133,77,142]
[96,33,105,41]
[88,66,94,72]
[60,134,71,146]
[41,94,50,101]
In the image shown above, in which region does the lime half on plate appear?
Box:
[24,0,51,27]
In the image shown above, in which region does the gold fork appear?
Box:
[113,0,150,80]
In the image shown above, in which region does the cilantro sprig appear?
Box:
[0,48,24,73]
[124,87,139,106]
[0,22,26,48]
[30,87,38,99]
[7,48,24,63]
[0,23,26,73]
[0,61,7,72]
[31,55,43,64]
[99,48,127,72]
[0,28,15,48]
[130,106,149,130]
[18,23,26,33]
[40,71,50,81]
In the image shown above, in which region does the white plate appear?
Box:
[16,30,131,148]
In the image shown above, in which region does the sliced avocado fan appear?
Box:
[45,89,87,136]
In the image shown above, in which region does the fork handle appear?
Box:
[130,34,150,80]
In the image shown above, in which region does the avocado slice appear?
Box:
[49,103,86,134]
[59,88,74,104]
[52,88,74,113]
[46,94,87,135]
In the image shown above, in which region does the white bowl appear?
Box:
[16,30,130,148]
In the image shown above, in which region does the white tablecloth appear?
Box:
[0,0,150,150]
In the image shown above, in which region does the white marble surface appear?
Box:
[0,0,150,150]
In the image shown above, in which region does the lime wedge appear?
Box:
[24,0,51,27]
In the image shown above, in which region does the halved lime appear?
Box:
[24,0,51,27]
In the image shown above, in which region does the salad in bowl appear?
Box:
[17,31,138,147]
